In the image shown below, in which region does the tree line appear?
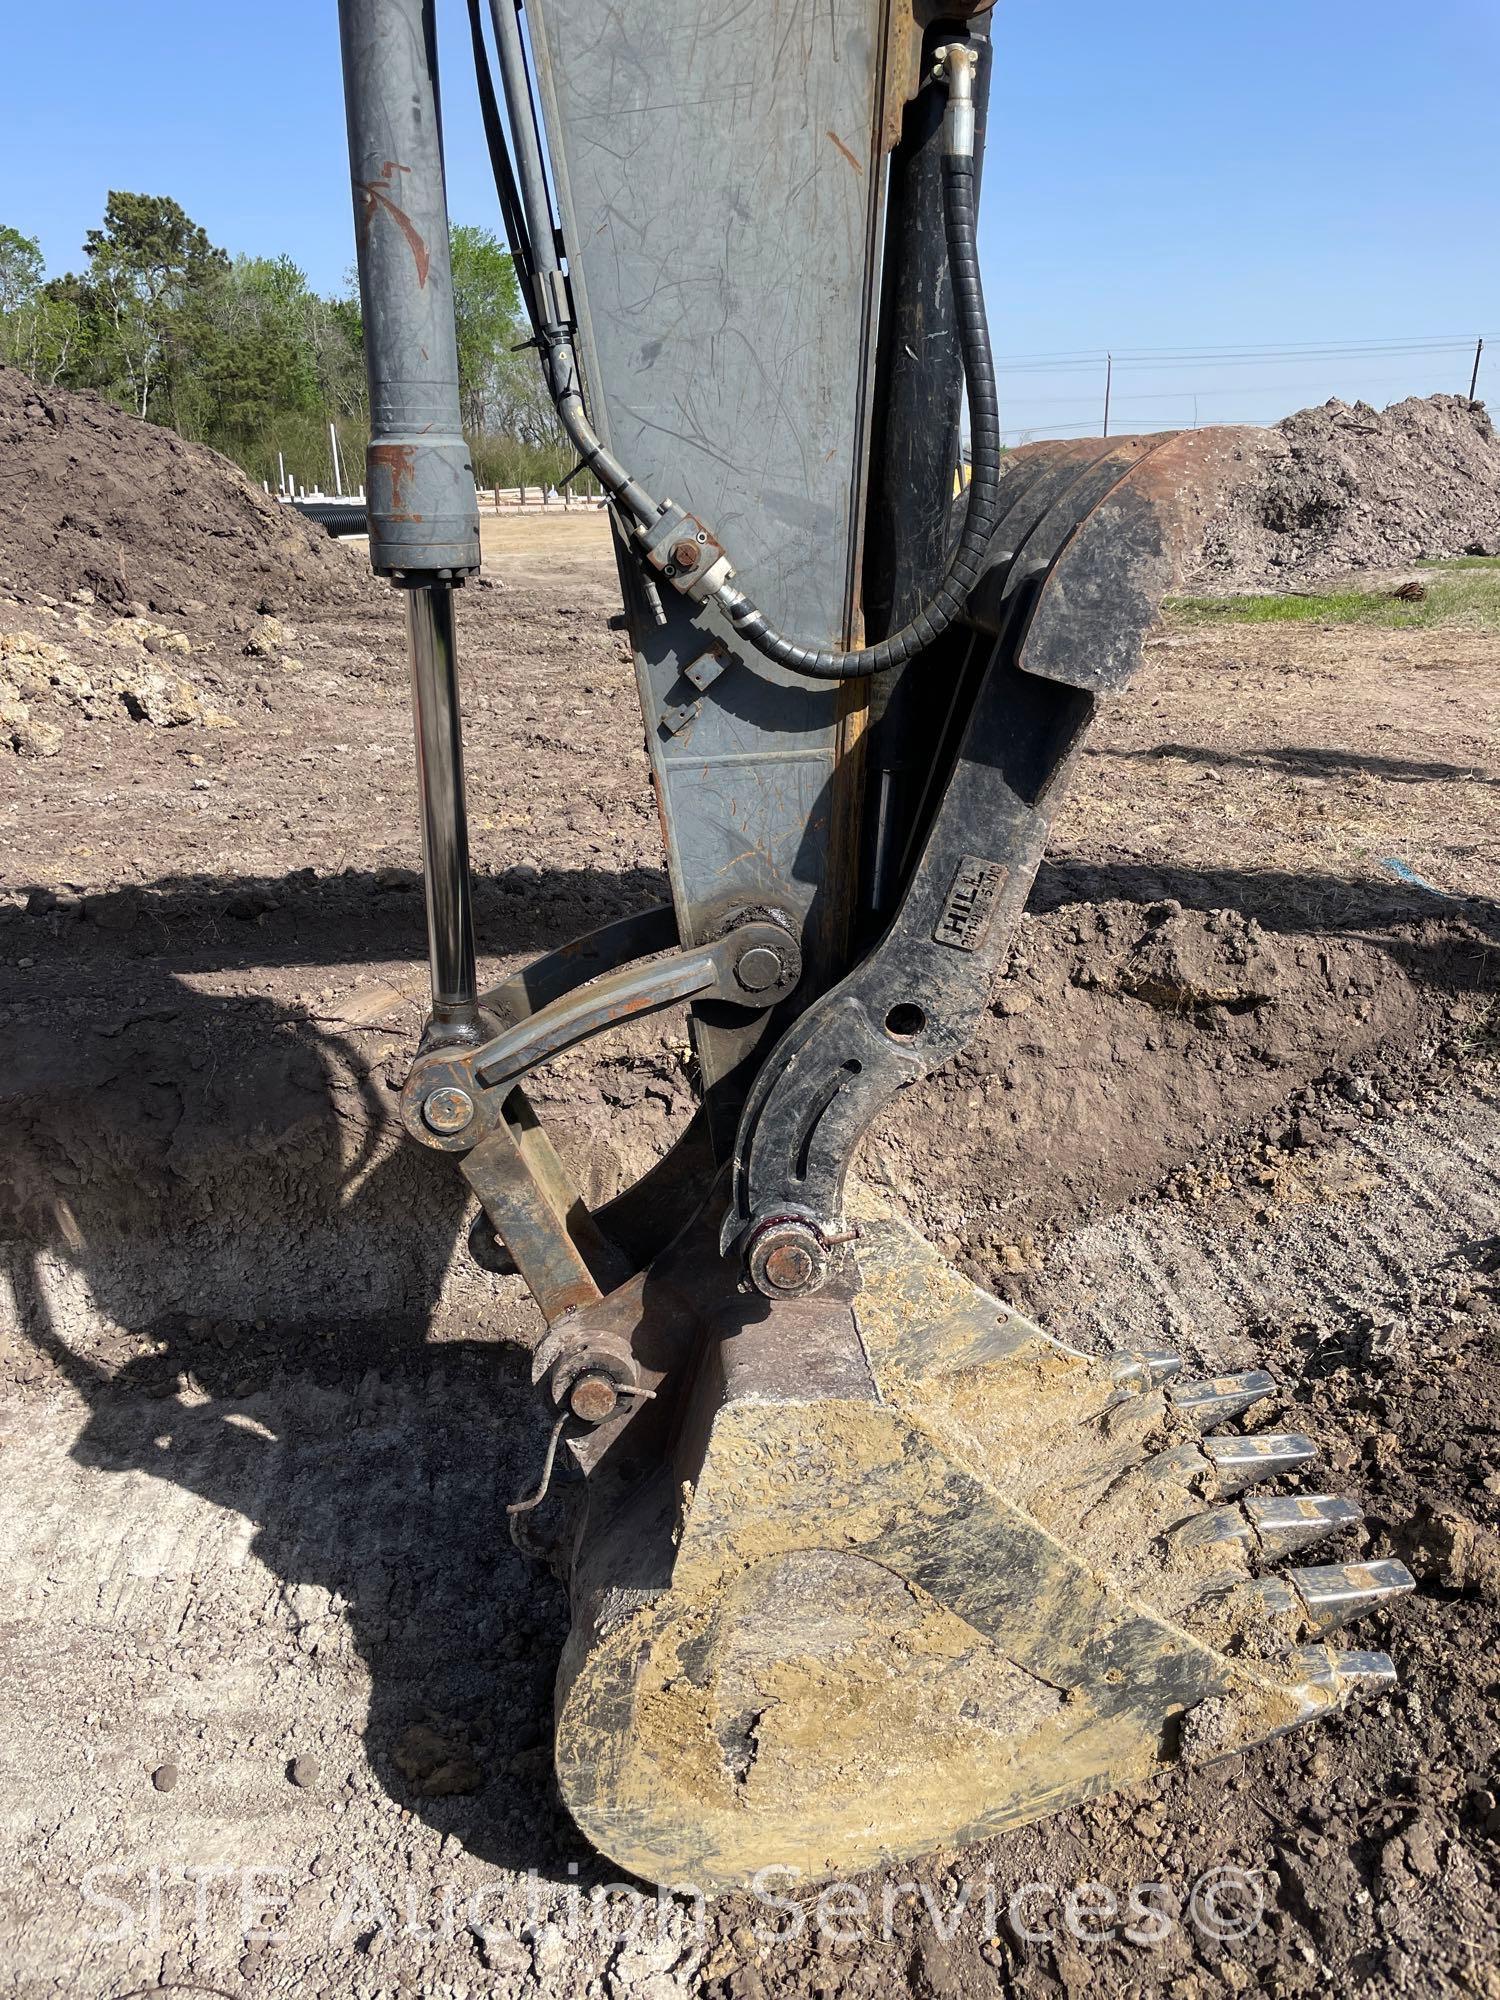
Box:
[0,193,573,494]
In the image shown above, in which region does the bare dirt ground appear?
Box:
[3,473,1500,1995]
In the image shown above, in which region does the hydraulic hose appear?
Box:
[467,21,995,678]
[466,0,538,336]
[479,0,661,529]
[718,140,1000,679]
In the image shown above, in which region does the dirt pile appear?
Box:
[0,365,369,617]
[1188,393,1500,590]
[863,897,1467,1275]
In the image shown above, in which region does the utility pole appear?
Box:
[1470,338,1484,404]
[1102,352,1113,437]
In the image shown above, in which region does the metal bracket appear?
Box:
[722,433,1199,1284]
[661,649,729,737]
[661,698,702,738]
[535,266,574,329]
[684,650,727,692]
[462,1090,630,1323]
[635,500,734,603]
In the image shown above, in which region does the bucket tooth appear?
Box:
[1287,1559,1416,1635]
[1110,1347,1184,1392]
[1176,1491,1362,1556]
[1245,1574,1301,1623]
[1331,1647,1399,1690]
[1202,1431,1317,1496]
[1287,1644,1399,1696]
[1239,1561,1412,1642]
[1146,1431,1313,1516]
[1147,1438,1211,1484]
[1244,1493,1363,1555]
[1169,1369,1276,1430]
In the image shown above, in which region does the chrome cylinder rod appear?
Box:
[407,582,480,1040]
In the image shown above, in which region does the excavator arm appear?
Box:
[337,0,1411,1891]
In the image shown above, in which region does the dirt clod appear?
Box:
[393,1723,484,1798]
[1399,1503,1500,1603]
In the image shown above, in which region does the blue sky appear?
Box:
[5,0,1497,436]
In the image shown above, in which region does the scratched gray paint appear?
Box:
[525,0,890,1021]
[526,0,885,636]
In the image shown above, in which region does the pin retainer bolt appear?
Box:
[422,1085,476,1135]
[746,1219,831,1298]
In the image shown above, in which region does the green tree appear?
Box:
[0,225,43,370]
[1,196,571,493]
[449,224,523,434]
[307,282,367,425]
[0,227,83,381]
[190,255,320,435]
[447,225,568,485]
[158,252,371,486]
[74,191,228,419]
[0,225,43,317]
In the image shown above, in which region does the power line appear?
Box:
[999,417,1262,442]
[1003,370,1481,412]
[989,331,1490,444]
[996,334,1484,362]
[994,335,1491,376]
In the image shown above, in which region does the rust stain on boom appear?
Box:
[368,442,423,522]
[353,160,432,287]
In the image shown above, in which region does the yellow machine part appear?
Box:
[551,1206,1399,1889]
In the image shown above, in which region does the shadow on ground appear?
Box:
[1098,740,1498,788]
[1,864,678,1883]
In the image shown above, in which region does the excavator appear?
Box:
[336,0,1413,1890]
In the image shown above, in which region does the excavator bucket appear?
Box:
[552,1204,1406,1888]
[501,424,1415,1890]
[336,0,1412,1894]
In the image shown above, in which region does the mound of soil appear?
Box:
[0,364,369,617]
[1189,393,1500,591]
[865,897,1458,1275]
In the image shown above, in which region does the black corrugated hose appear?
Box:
[718,149,1002,680]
